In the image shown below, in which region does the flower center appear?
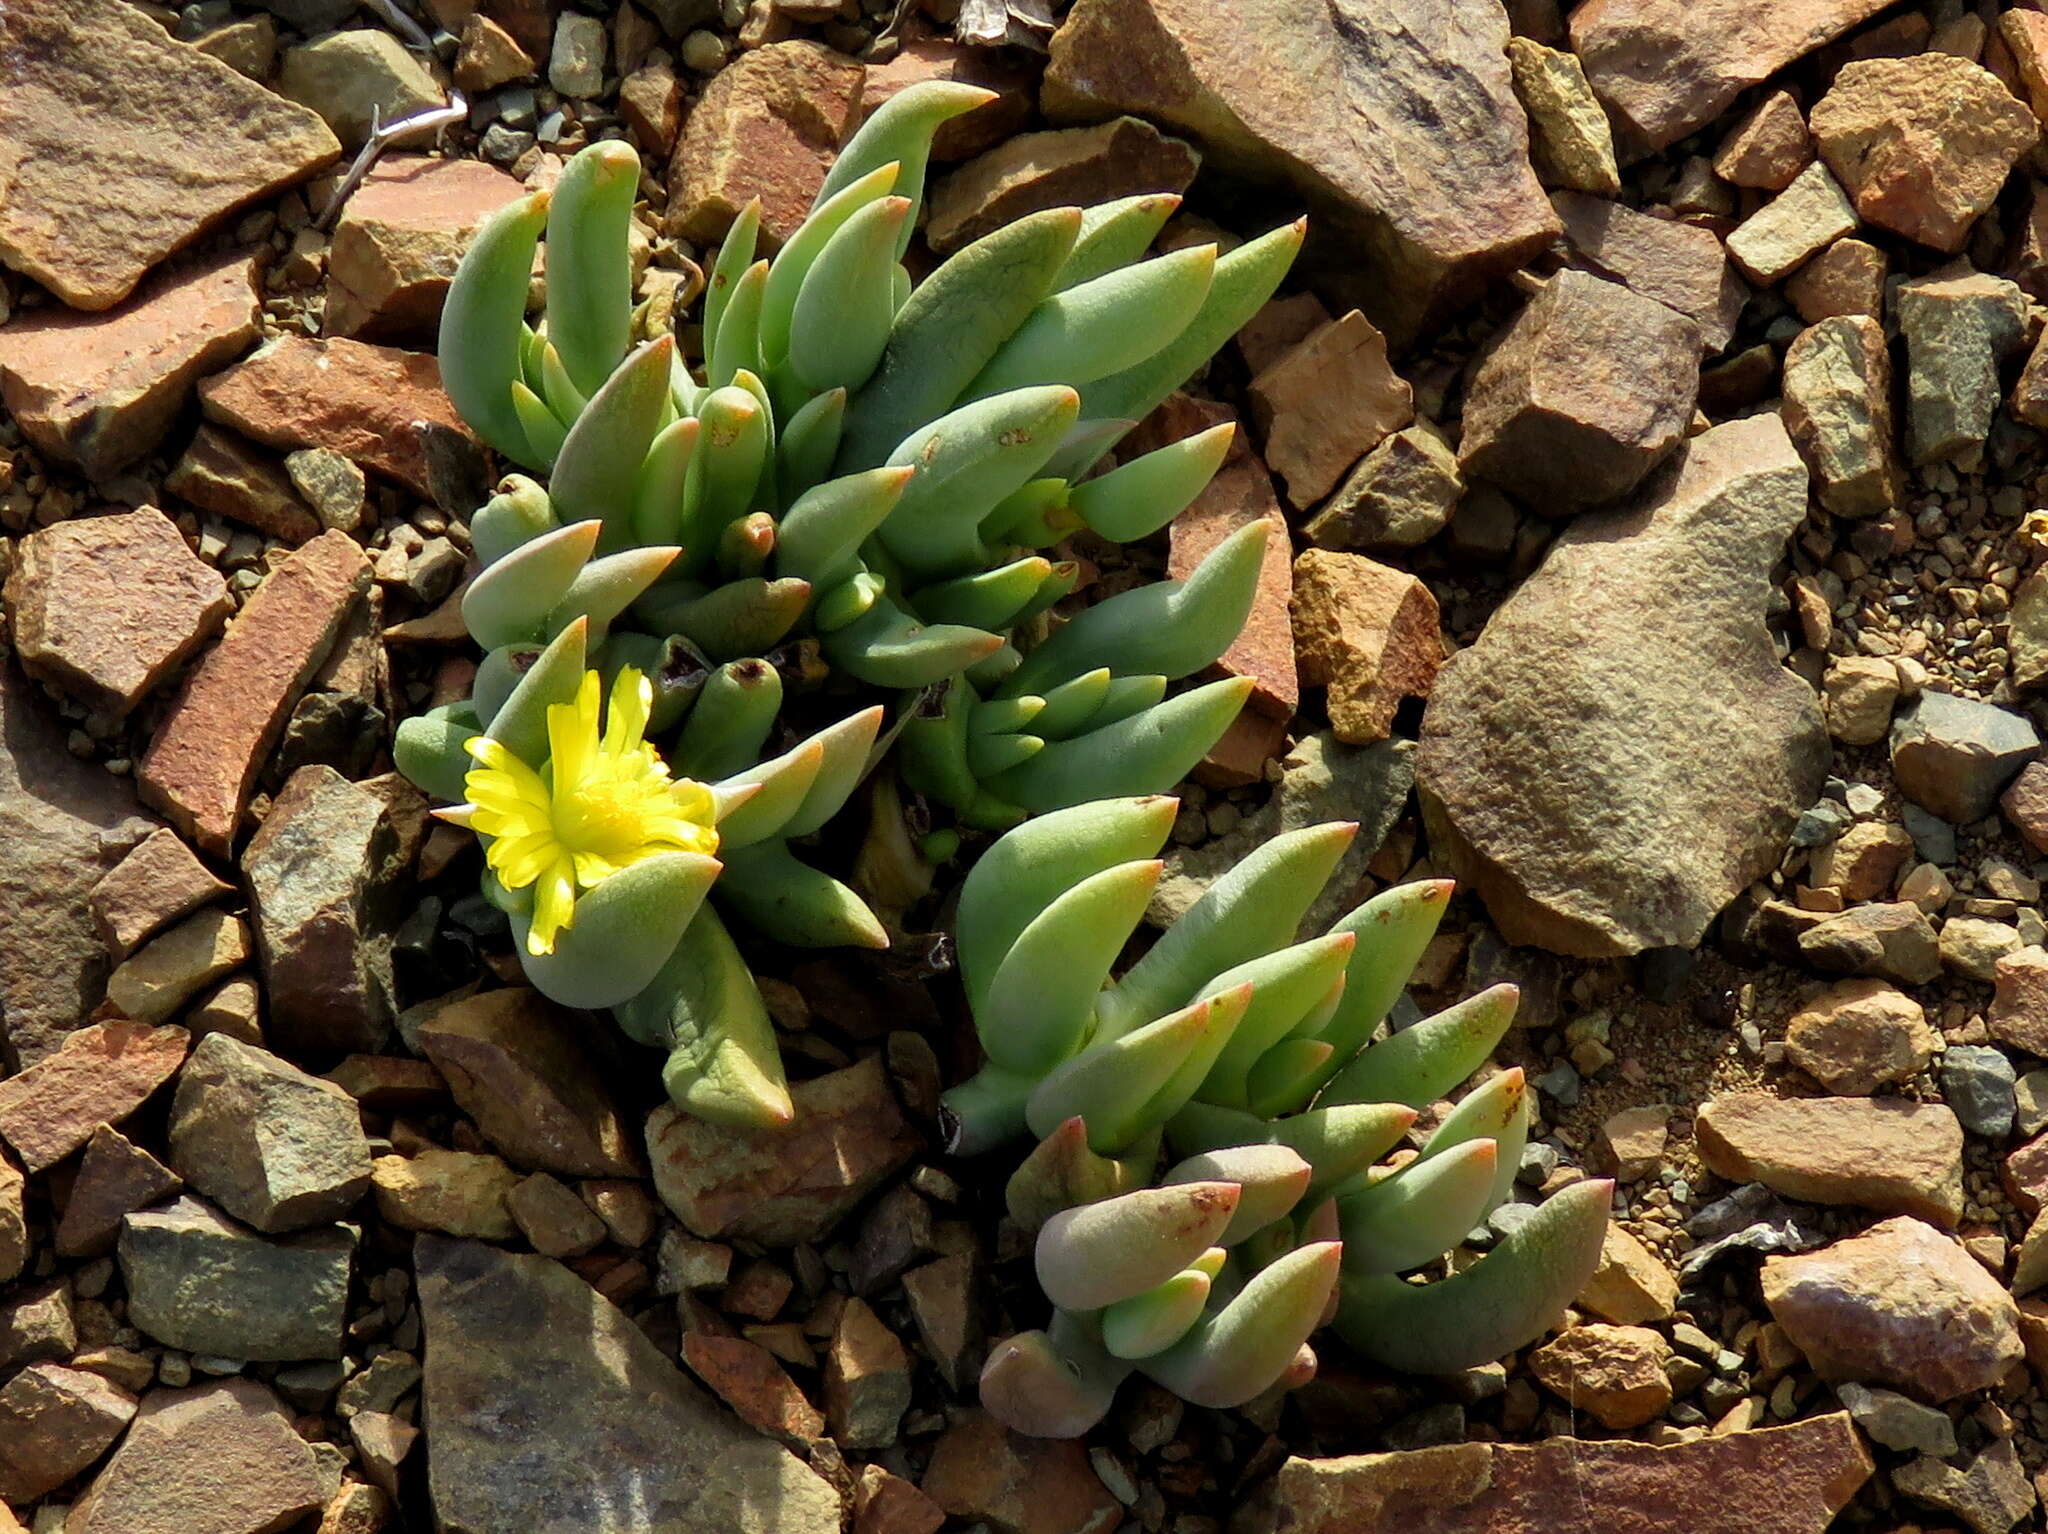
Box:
[552,777,668,861]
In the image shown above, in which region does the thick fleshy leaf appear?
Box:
[1137,1241,1340,1409]
[1102,1270,1211,1360]
[714,840,890,949]
[1037,1181,1239,1311]
[982,676,1253,814]
[514,852,721,1010]
[481,617,589,766]
[1163,1145,1312,1246]
[1319,984,1521,1110]
[1336,1140,1498,1275]
[979,1321,1128,1440]
[440,191,548,465]
[545,140,639,397]
[462,520,599,649]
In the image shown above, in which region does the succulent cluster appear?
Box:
[951,799,1614,1437]
[399,83,1306,1126]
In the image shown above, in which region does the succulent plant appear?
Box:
[951,799,1613,1437]
[400,85,1305,1126]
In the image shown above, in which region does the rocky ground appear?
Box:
[8,0,2048,1530]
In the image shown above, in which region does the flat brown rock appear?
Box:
[414,988,641,1178]
[1043,0,1559,342]
[0,1362,137,1504]
[1138,395,1296,721]
[1550,192,1746,354]
[1811,54,2035,255]
[1291,549,1442,745]
[926,116,1201,256]
[138,529,371,855]
[1235,1414,1872,1534]
[1418,415,1827,956]
[0,663,154,1067]
[165,424,323,546]
[666,40,865,248]
[54,1124,183,1260]
[4,508,229,718]
[0,253,259,477]
[0,0,338,310]
[683,1334,825,1444]
[327,156,529,342]
[90,828,232,961]
[1695,1093,1964,1226]
[1570,0,1897,158]
[1248,310,1411,507]
[647,1056,920,1245]
[64,1379,324,1534]
[199,336,475,499]
[1762,1217,2022,1403]
[1459,268,1699,516]
[921,1411,1120,1534]
[0,1021,189,1173]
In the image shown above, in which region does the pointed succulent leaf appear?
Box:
[545,140,639,396]
[707,258,768,390]
[472,475,557,567]
[1319,984,1521,1111]
[1102,1270,1212,1360]
[671,657,782,780]
[680,386,771,564]
[1029,668,1114,740]
[1004,1116,1136,1230]
[1418,1068,1527,1164]
[774,465,915,589]
[1026,994,1235,1153]
[548,545,679,644]
[1197,933,1357,1109]
[551,336,677,551]
[481,617,589,765]
[715,840,890,949]
[979,859,1163,1076]
[1138,1241,1340,1410]
[1336,1139,1498,1275]
[761,162,902,369]
[822,594,1004,689]
[1288,878,1455,1103]
[1068,422,1235,543]
[1333,1180,1613,1374]
[1164,1145,1312,1246]
[395,706,481,802]
[510,379,567,468]
[440,190,548,465]
[1037,1181,1239,1311]
[1055,192,1183,291]
[711,739,825,848]
[655,575,810,661]
[966,731,1042,778]
[632,415,701,547]
[702,197,760,351]
[513,851,720,1009]
[813,80,993,252]
[788,196,913,394]
[916,555,1054,630]
[462,520,599,650]
[981,676,1253,814]
[778,705,885,839]
[1099,819,1355,1043]
[777,384,846,499]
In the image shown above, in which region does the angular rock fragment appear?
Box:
[1992,947,2048,1057]
[1234,1414,1872,1534]
[826,1296,912,1450]
[139,529,372,855]
[63,1379,325,1534]
[0,1361,135,1504]
[168,1033,373,1234]
[1724,162,1858,285]
[0,0,339,310]
[90,828,232,961]
[1810,54,2036,255]
[1895,268,2028,468]
[1418,415,1826,956]
[1458,269,1698,515]
[926,116,1200,257]
[1762,1216,2021,1403]
[327,156,529,341]
[55,1124,182,1260]
[243,765,421,1053]
[921,1411,1120,1534]
[647,1056,920,1244]
[416,1237,842,1533]
[1780,315,1900,518]
[200,336,476,499]
[1786,237,1885,322]
[278,30,444,148]
[1713,91,1813,192]
[413,987,641,1178]
[1891,690,2039,824]
[1305,426,1462,552]
[3,507,229,719]
[1248,310,1412,507]
[681,1333,825,1444]
[165,424,324,546]
[1577,1224,1678,1325]
[1527,1324,1671,1430]
[1695,1093,1963,1226]
[1784,979,1937,1095]
[0,253,259,478]
[1043,0,1560,341]
[372,1149,520,1240]
[104,908,249,1025]
[666,40,865,247]
[1797,901,1942,986]
[1550,192,1746,353]
[0,1021,189,1173]
[1290,551,1442,745]
[1892,1438,2036,1534]
[1570,0,1895,157]
[1506,37,1620,195]
[119,1196,353,1360]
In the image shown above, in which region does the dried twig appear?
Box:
[315,0,466,229]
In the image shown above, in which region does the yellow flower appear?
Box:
[459,668,719,957]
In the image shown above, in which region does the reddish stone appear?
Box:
[138,529,372,854]
[666,40,865,248]
[3,507,229,718]
[199,336,476,499]
[0,1022,189,1174]
[90,828,232,962]
[0,1362,137,1503]
[1132,394,1296,721]
[926,116,1201,256]
[1248,310,1412,506]
[2007,1130,2048,1217]
[327,156,529,342]
[0,0,339,311]
[681,1333,824,1443]
[1711,90,1813,191]
[1570,0,1897,157]
[824,1296,911,1450]
[54,1123,183,1259]
[1990,946,2048,1057]
[619,57,684,158]
[0,252,259,478]
[1235,1414,1872,1534]
[859,27,1037,161]
[856,1464,946,1534]
[165,424,323,546]
[1191,708,1289,790]
[1549,192,1745,353]
[647,1056,921,1245]
[1291,549,1442,745]
[922,1411,1121,1534]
